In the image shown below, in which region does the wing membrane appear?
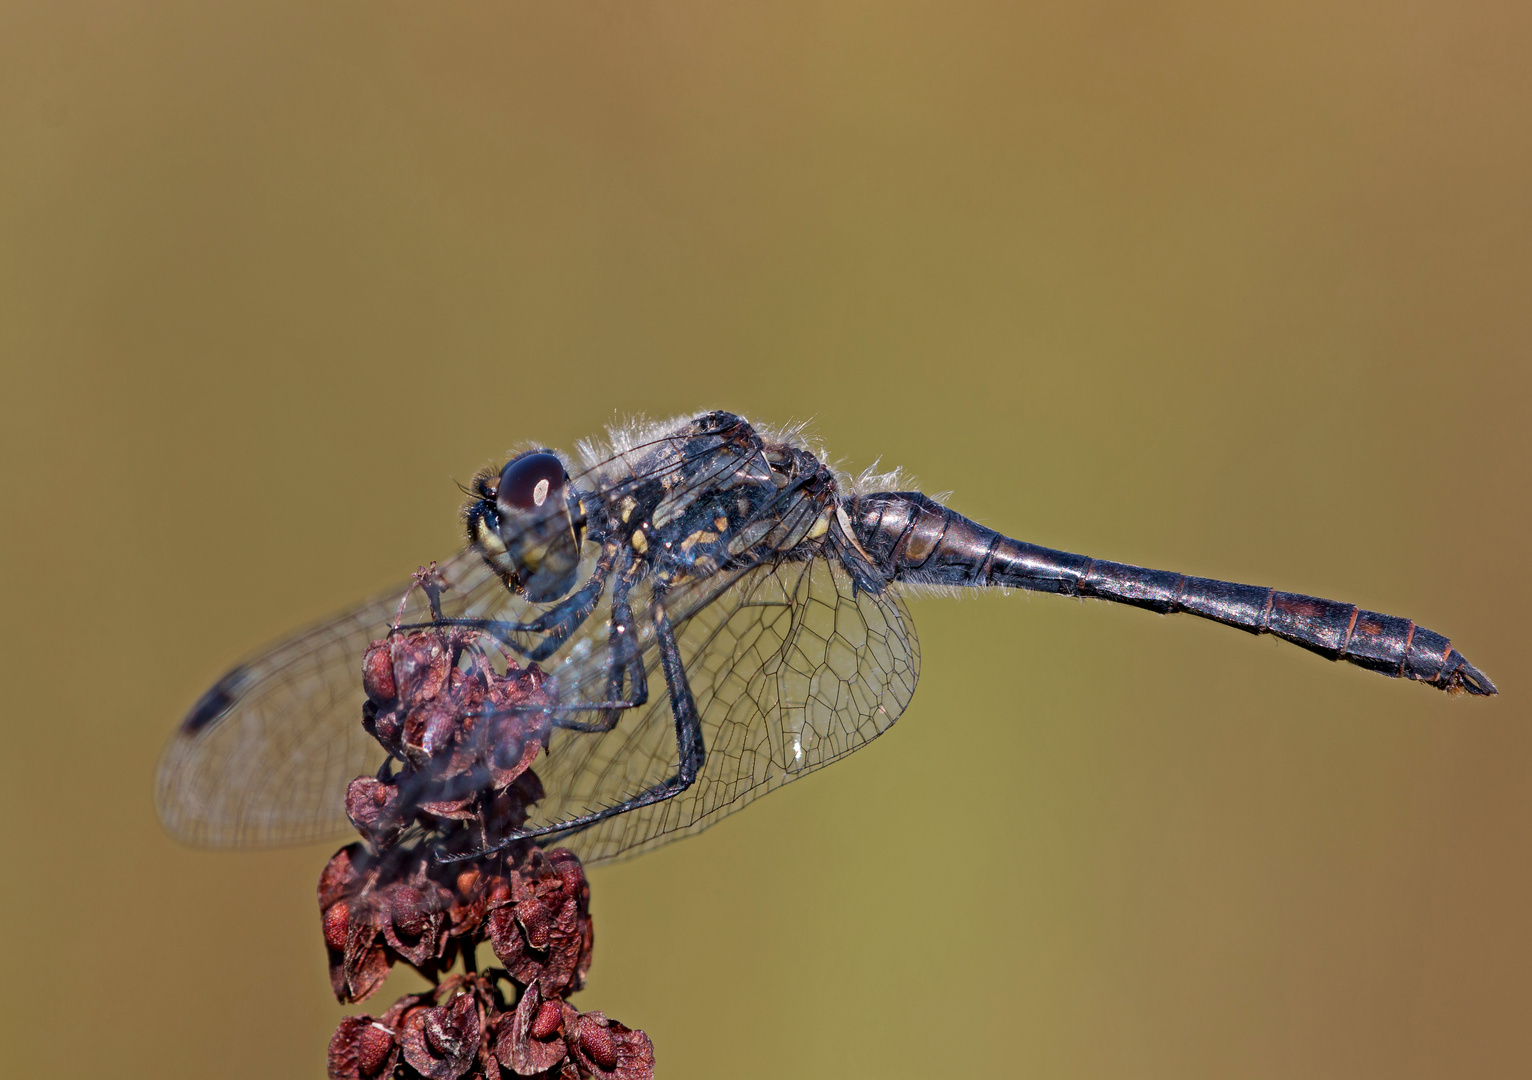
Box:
[525,556,921,864]
[154,551,512,847]
[155,418,920,863]
[152,422,728,849]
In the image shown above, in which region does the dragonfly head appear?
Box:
[467,450,583,603]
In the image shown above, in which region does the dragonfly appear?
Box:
[156,411,1496,865]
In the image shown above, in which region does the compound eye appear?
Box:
[497,452,567,513]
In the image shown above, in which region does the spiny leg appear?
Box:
[553,549,650,734]
[403,544,620,661]
[429,544,651,730]
[437,581,707,861]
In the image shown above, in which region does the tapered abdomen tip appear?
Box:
[1449,654,1497,696]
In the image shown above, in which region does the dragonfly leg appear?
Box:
[552,552,650,733]
[400,546,618,661]
[437,582,706,861]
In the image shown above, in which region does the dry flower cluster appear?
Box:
[318,592,654,1080]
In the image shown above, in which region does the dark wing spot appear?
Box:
[181,665,250,733]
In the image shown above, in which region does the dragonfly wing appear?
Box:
[526,556,922,865]
[155,550,509,848]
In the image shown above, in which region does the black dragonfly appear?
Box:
[157,411,1496,865]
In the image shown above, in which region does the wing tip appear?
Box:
[179,664,251,734]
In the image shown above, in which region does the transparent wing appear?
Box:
[154,419,754,850]
[156,414,845,855]
[525,555,922,865]
[154,550,516,847]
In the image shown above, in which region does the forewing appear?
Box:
[525,556,922,865]
[155,417,770,850]
[155,550,511,848]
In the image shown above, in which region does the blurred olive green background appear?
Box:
[3,2,1529,1078]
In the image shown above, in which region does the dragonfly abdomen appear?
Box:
[850,491,1496,696]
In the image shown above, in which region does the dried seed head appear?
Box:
[360,641,396,704]
[577,1015,619,1071]
[322,900,350,953]
[323,619,654,1079]
[567,1012,656,1080]
[327,1016,399,1080]
[494,981,572,1076]
[401,992,482,1080]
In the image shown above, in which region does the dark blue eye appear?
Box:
[497,453,566,513]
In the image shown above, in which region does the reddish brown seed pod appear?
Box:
[322,619,654,1079]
